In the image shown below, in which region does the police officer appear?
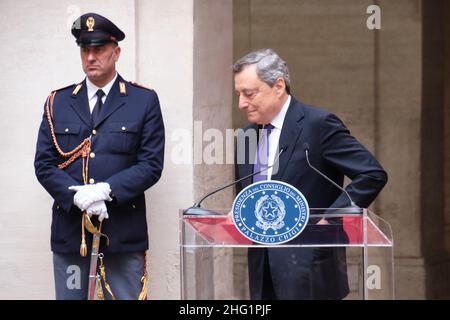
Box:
[34,13,165,299]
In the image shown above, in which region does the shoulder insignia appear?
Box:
[130,81,153,91]
[46,83,77,117]
[71,83,83,97]
[52,83,76,93]
[119,81,127,96]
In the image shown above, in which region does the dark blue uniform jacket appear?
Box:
[35,75,165,253]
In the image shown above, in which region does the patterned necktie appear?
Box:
[92,89,105,126]
[253,123,274,183]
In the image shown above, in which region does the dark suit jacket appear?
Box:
[34,75,165,253]
[235,96,387,299]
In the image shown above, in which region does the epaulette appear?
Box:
[46,84,77,119]
[52,83,77,94]
[130,81,153,91]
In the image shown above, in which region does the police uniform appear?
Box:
[34,13,165,299]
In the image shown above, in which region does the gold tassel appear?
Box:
[99,254,116,300]
[138,272,149,300]
[138,252,149,300]
[80,213,87,257]
[97,276,105,300]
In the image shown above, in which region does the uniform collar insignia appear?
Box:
[119,81,127,96]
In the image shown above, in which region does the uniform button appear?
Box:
[92,129,97,135]
[132,204,136,209]
[64,128,69,133]
[90,152,95,159]
[89,178,95,184]
[121,126,126,131]
[56,205,60,210]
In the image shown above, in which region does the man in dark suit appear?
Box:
[34,13,165,299]
[233,49,387,300]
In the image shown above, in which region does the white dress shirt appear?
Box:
[86,73,118,113]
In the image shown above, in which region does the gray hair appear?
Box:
[233,48,291,94]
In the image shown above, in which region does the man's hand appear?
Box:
[69,182,112,211]
[86,200,109,222]
[317,218,330,225]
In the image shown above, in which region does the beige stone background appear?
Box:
[0,0,449,299]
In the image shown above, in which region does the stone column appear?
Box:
[443,0,450,267]
[376,0,425,299]
[137,0,234,299]
[193,0,234,299]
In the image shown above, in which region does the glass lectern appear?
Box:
[180,208,393,300]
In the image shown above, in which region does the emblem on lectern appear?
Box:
[232,181,309,245]
[255,194,286,231]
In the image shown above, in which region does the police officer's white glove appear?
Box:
[69,182,112,211]
[86,201,109,221]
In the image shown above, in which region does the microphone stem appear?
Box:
[195,170,254,207]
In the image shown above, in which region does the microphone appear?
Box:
[303,143,361,214]
[183,146,288,215]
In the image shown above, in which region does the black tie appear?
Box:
[92,89,105,126]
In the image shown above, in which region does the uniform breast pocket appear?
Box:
[108,122,140,154]
[53,122,81,152]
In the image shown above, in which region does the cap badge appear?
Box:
[86,17,95,32]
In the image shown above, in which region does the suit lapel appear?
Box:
[271,97,305,181]
[70,80,92,128]
[93,76,126,128]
